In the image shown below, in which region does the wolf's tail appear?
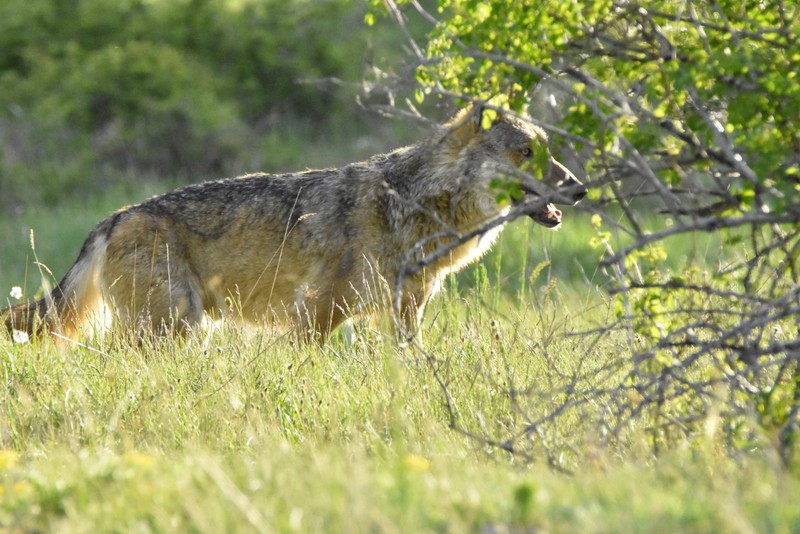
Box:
[3,222,110,342]
[3,293,56,339]
[4,297,43,338]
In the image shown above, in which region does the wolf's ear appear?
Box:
[473,104,498,131]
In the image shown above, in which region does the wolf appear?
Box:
[3,105,585,343]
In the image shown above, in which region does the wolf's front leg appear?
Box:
[395,292,427,346]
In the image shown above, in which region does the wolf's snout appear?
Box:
[565,178,587,203]
[565,177,587,203]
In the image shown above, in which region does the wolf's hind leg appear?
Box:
[106,267,204,337]
[103,230,204,337]
[146,279,203,335]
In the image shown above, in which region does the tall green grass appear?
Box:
[2,279,798,531]
[1,191,797,532]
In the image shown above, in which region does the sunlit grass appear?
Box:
[2,287,798,531]
[1,191,797,532]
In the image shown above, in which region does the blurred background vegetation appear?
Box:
[0,0,423,210]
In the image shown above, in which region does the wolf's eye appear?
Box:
[520,147,533,159]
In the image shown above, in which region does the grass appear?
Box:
[2,292,799,532]
[1,190,799,532]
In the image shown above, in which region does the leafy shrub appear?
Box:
[371,0,800,464]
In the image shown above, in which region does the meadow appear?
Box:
[2,188,799,532]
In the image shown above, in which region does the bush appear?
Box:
[371,0,800,464]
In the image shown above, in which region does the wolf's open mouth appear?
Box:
[515,184,563,227]
[528,202,562,228]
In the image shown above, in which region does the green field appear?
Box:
[2,190,798,532]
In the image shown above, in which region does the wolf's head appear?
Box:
[445,104,586,228]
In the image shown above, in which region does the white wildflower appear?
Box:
[12,330,29,344]
[9,286,22,300]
